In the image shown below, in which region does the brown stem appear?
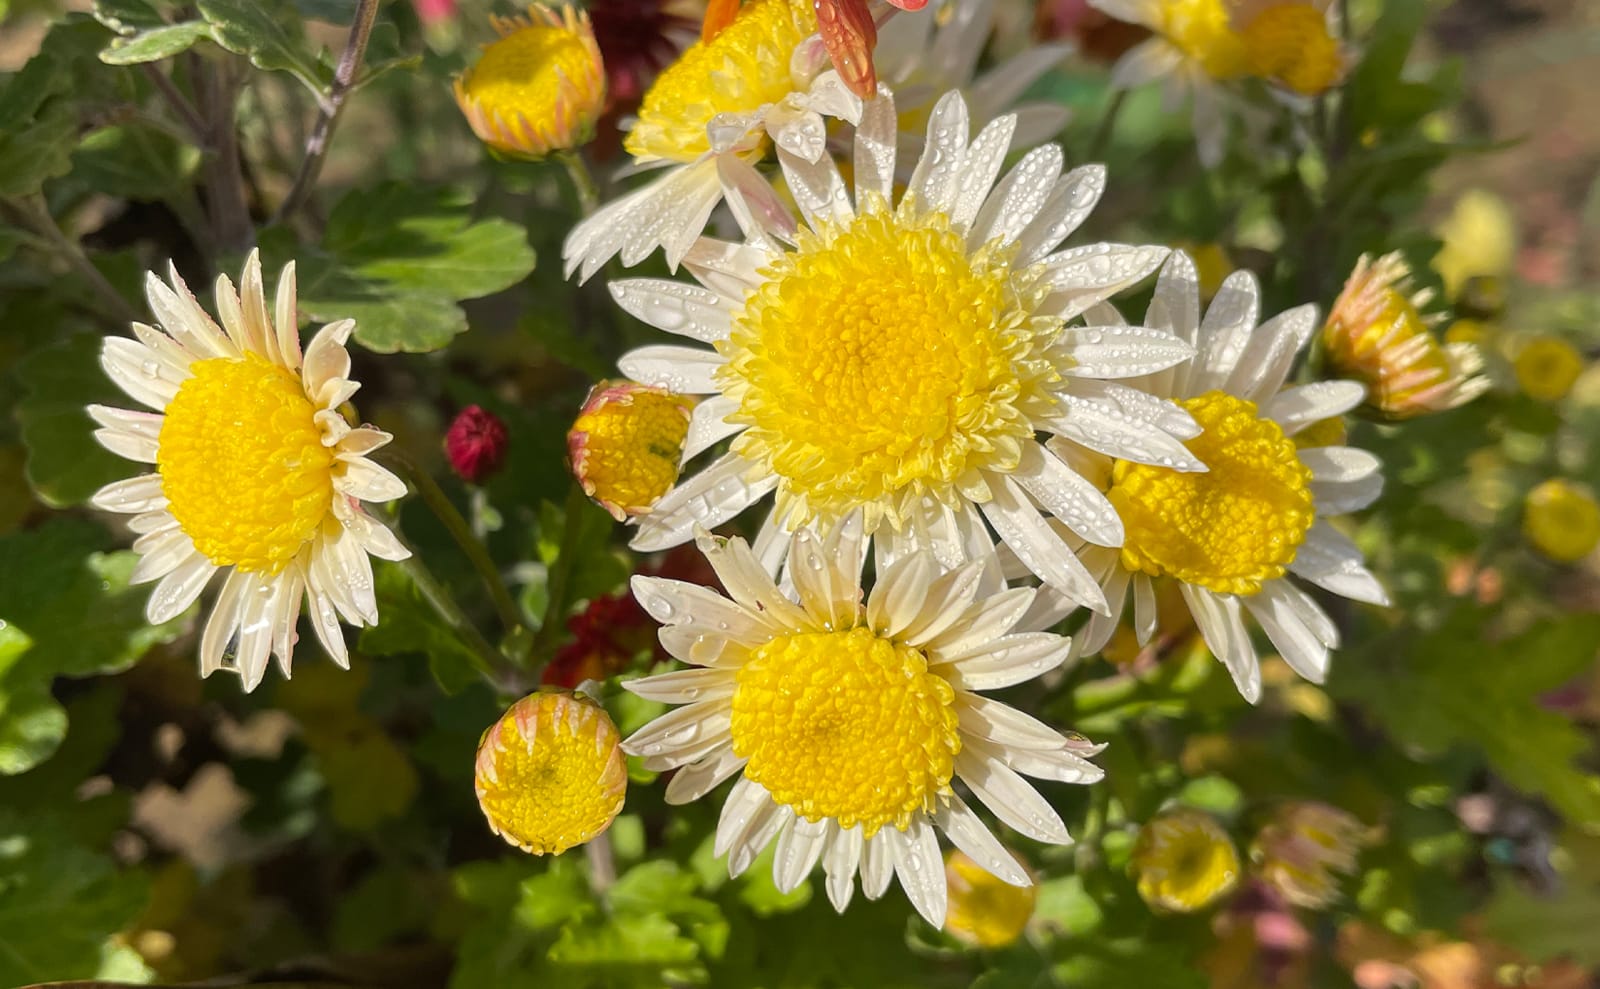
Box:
[194,58,254,253]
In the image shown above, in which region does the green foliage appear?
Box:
[15,333,129,507]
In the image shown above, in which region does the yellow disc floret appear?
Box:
[721,205,1055,531]
[625,0,816,163]
[1108,391,1315,596]
[1238,2,1343,95]
[454,5,606,159]
[729,626,960,835]
[158,354,334,574]
[568,380,694,521]
[945,850,1038,948]
[1514,336,1584,403]
[474,690,628,855]
[1524,478,1600,564]
[1131,808,1240,913]
[1159,0,1250,80]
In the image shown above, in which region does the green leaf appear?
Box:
[0,624,67,776]
[1481,833,1600,966]
[92,0,180,34]
[197,0,329,92]
[72,122,201,201]
[262,184,537,353]
[361,561,486,694]
[0,101,76,198]
[0,805,149,986]
[99,20,213,65]
[14,333,133,508]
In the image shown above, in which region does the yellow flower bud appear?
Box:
[1524,479,1600,564]
[454,5,607,159]
[1237,1,1344,96]
[474,690,627,855]
[1131,808,1240,913]
[1513,336,1584,403]
[944,849,1037,949]
[1432,189,1516,300]
[568,379,694,521]
[1250,801,1366,909]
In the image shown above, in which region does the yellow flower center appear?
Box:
[1108,390,1315,596]
[720,206,1054,529]
[569,384,693,519]
[474,691,628,855]
[1238,2,1343,95]
[730,626,960,835]
[456,8,605,157]
[1160,0,1250,80]
[1132,809,1240,913]
[158,354,334,574]
[625,0,816,163]
[1514,336,1584,403]
[945,850,1037,948]
[1524,479,1600,564]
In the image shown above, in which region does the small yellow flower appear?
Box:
[1176,241,1234,302]
[1444,318,1494,348]
[1131,808,1241,913]
[945,849,1038,949]
[1236,1,1344,96]
[475,690,627,855]
[1514,336,1583,402]
[568,379,694,521]
[1523,479,1600,564]
[1432,189,1516,300]
[454,5,606,159]
[1250,801,1366,909]
[1322,252,1488,419]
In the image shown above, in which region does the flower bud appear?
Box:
[568,379,694,521]
[1524,479,1600,564]
[475,690,627,855]
[444,405,509,484]
[454,5,607,159]
[1250,801,1366,909]
[1131,808,1241,913]
[1514,335,1583,403]
[944,849,1037,948]
[1323,253,1488,419]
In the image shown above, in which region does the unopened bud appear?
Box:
[1131,808,1240,913]
[445,405,509,483]
[568,379,693,521]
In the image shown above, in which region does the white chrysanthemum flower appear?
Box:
[89,251,410,691]
[623,517,1103,927]
[1024,252,1389,701]
[608,89,1196,612]
[1088,0,1344,166]
[563,0,862,281]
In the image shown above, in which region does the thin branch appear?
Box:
[1086,88,1128,161]
[194,57,255,252]
[141,62,209,145]
[7,196,141,326]
[272,0,381,224]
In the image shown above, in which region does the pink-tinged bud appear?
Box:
[1250,802,1368,909]
[568,379,693,521]
[445,405,509,484]
[413,0,457,25]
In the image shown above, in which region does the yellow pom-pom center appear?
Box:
[569,384,693,520]
[1160,0,1250,80]
[1239,2,1343,95]
[158,354,333,574]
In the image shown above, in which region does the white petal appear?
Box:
[1186,270,1261,393]
[987,738,1105,785]
[239,251,274,352]
[898,560,987,647]
[867,551,937,638]
[664,747,746,804]
[852,92,897,206]
[335,458,407,503]
[891,817,947,928]
[1109,37,1182,87]
[1016,165,1105,265]
[630,575,774,639]
[822,824,864,912]
[691,528,810,628]
[617,344,724,395]
[302,319,354,400]
[936,633,1070,690]
[969,144,1064,248]
[623,699,732,760]
[1044,392,1203,472]
[1299,446,1382,485]
[1232,304,1319,403]
[773,816,828,894]
[1267,380,1366,433]
[563,158,724,282]
[146,266,234,359]
[630,454,779,553]
[860,830,894,900]
[609,279,731,343]
[1133,574,1158,645]
[948,114,1017,230]
[92,474,167,514]
[1290,522,1390,605]
[273,259,302,370]
[1243,586,1330,683]
[233,577,277,692]
[199,569,251,677]
[788,528,848,630]
[927,587,1036,658]
[622,667,738,704]
[1313,473,1385,515]
[101,338,181,411]
[956,749,1070,844]
[682,395,742,462]
[936,796,1031,887]
[779,145,852,230]
[968,44,1072,124]
[980,476,1108,614]
[904,91,969,216]
[145,552,215,623]
[305,583,349,668]
[1014,442,1125,545]
[956,692,1071,750]
[1060,324,1196,379]
[1181,584,1261,702]
[129,527,195,584]
[1038,243,1169,320]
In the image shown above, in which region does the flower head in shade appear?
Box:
[454,5,606,159]
[1514,335,1584,403]
[568,379,694,521]
[475,690,627,854]
[445,405,509,483]
[1088,0,1343,166]
[1131,807,1241,912]
[622,518,1103,927]
[1028,252,1389,702]
[609,90,1195,613]
[1323,253,1488,419]
[89,252,410,691]
[945,848,1038,948]
[564,0,863,280]
[1524,479,1600,565]
[1250,801,1366,909]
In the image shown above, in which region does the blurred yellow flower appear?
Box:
[1513,336,1583,403]
[945,849,1038,948]
[1444,318,1494,348]
[1322,252,1487,419]
[568,379,694,521]
[1251,801,1366,908]
[475,690,628,855]
[1432,189,1516,300]
[1131,807,1240,913]
[454,5,606,159]
[1237,0,1344,96]
[1523,479,1600,564]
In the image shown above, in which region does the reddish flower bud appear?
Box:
[445,405,509,483]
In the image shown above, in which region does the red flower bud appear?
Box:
[445,405,508,484]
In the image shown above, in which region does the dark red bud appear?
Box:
[445,405,508,484]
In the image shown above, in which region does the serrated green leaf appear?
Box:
[99,20,213,64]
[15,333,133,507]
[0,806,149,986]
[197,0,328,92]
[361,561,486,694]
[0,101,76,198]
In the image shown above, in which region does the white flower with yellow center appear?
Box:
[1089,0,1345,166]
[89,252,410,691]
[608,90,1197,612]
[563,0,861,281]
[1025,252,1388,701]
[623,518,1103,927]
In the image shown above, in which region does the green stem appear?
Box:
[1086,89,1128,161]
[396,548,519,691]
[556,150,600,217]
[8,196,140,326]
[528,482,592,676]
[383,451,526,646]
